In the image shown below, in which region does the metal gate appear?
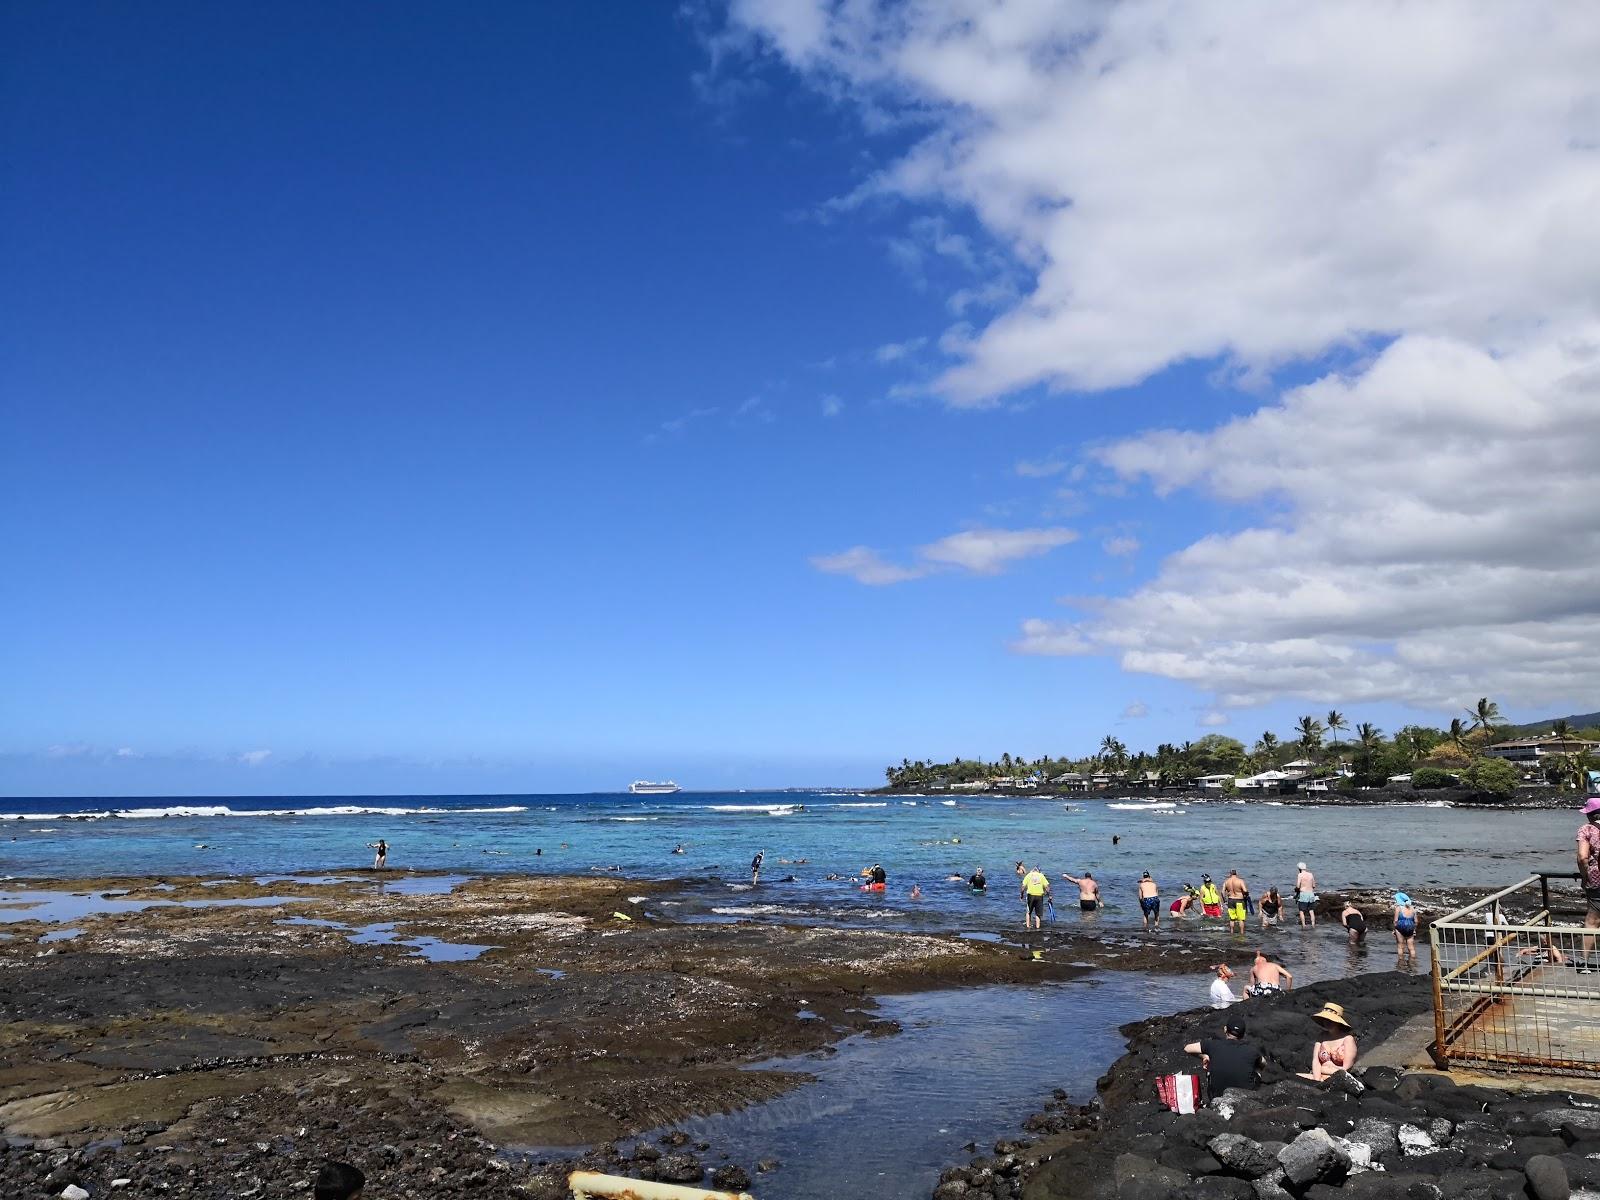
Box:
[1430,872,1600,1076]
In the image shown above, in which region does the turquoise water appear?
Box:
[7,789,1565,1198]
[2,791,1579,936]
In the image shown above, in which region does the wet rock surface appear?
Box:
[932,972,1600,1200]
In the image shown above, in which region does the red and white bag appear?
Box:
[1156,1073,1201,1114]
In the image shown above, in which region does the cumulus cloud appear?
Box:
[815,526,1077,584]
[1198,710,1231,728]
[726,1,1600,401]
[1121,700,1149,719]
[237,749,273,767]
[724,0,1600,712]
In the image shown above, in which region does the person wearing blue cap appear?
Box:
[1392,891,1417,961]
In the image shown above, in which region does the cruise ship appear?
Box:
[628,780,681,795]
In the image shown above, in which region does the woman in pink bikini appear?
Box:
[1298,1001,1357,1081]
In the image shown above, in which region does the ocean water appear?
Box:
[5,790,1572,1198]
[1,791,1581,936]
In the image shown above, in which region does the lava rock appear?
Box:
[655,1154,702,1183]
[1207,1135,1278,1179]
[1277,1129,1350,1189]
[1524,1154,1570,1200]
[1344,1117,1399,1161]
[710,1164,751,1191]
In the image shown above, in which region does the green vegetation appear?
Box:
[1409,766,1457,790]
[882,696,1600,797]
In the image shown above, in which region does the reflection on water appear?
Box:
[680,975,1196,1200]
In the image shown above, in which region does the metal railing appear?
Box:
[1430,872,1600,1076]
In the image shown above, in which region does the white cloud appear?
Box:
[874,337,928,364]
[1011,618,1093,657]
[1198,710,1231,728]
[657,406,720,436]
[919,527,1077,574]
[1102,536,1141,558]
[1014,456,1069,479]
[810,546,929,586]
[1121,700,1149,719]
[238,749,273,767]
[114,746,139,758]
[821,393,844,417]
[815,526,1077,585]
[1074,333,1600,709]
[45,742,93,759]
[726,1,1600,403]
[726,1,1600,712]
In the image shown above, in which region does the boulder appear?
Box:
[1207,1135,1278,1179]
[1325,1070,1366,1097]
[1398,1123,1439,1156]
[1345,1117,1400,1161]
[1277,1129,1351,1189]
[60,1189,89,1200]
[1524,1154,1569,1200]
[1159,1144,1221,1176]
[1533,1109,1600,1137]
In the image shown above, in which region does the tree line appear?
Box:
[883,699,1599,797]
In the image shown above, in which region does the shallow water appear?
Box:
[0,792,1578,935]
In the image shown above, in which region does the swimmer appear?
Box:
[969,866,987,892]
[1392,892,1418,960]
[751,850,764,885]
[368,839,388,869]
[1112,835,1120,845]
[861,863,887,886]
[910,884,923,900]
[535,848,542,857]
[1198,874,1223,918]
[1341,901,1368,944]
[1020,864,1051,930]
[1062,871,1101,912]
[1259,887,1283,928]
[672,844,685,855]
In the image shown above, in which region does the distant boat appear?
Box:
[629,780,681,795]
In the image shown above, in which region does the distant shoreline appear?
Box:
[870,782,1582,810]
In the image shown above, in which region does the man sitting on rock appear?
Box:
[1184,1017,1263,1102]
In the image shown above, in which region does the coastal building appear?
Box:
[1481,734,1599,763]
[1196,774,1233,789]
[1280,758,1317,777]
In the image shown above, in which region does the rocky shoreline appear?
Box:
[933,973,1600,1200]
[871,784,1579,810]
[0,870,1228,1198]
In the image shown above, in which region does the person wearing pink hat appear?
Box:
[1578,797,1600,966]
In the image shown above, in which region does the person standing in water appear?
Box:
[1021,863,1051,930]
[368,840,388,870]
[1222,869,1250,935]
[969,866,987,892]
[1062,871,1101,912]
[1340,900,1367,944]
[750,850,764,885]
[1198,875,1223,918]
[1295,862,1318,927]
[1138,871,1161,930]
[1259,887,1283,928]
[1392,892,1418,961]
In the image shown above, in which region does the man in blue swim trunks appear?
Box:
[1138,871,1161,930]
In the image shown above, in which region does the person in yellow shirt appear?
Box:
[1020,863,1052,930]
[1198,874,1223,918]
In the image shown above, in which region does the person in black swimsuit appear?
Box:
[1341,901,1367,944]
[969,867,987,892]
[750,851,764,884]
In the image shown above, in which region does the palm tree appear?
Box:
[1294,715,1324,755]
[1553,719,1573,739]
[1356,722,1384,752]
[1468,697,1503,733]
[1447,718,1471,757]
[1326,710,1348,752]
[1255,732,1281,765]
[1403,728,1429,763]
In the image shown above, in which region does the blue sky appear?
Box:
[4,2,1595,795]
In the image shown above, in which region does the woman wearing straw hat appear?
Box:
[1298,1001,1358,1082]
